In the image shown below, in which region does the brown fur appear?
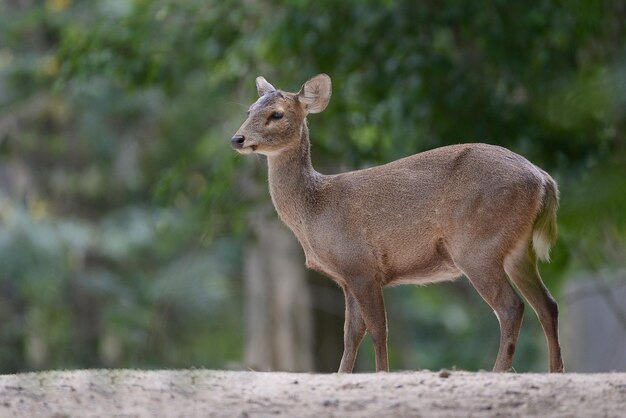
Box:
[232,74,564,373]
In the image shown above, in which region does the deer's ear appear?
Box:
[297,74,332,114]
[256,76,276,97]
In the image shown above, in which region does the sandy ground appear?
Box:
[0,369,624,417]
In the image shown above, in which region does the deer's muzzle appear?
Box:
[231,135,245,150]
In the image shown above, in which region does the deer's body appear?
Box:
[232,74,564,373]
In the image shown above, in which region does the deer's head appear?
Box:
[231,74,331,156]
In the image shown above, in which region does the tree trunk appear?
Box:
[309,271,344,372]
[244,206,313,371]
[563,277,626,372]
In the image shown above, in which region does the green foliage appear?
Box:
[0,195,243,370]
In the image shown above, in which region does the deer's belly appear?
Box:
[304,246,463,287]
[384,266,463,286]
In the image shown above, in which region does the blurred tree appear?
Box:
[0,0,247,371]
[244,208,313,371]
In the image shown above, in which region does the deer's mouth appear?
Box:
[237,144,257,154]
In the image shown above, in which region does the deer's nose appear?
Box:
[231,135,245,149]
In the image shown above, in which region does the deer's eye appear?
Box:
[271,111,284,120]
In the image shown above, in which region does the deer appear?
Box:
[231,73,564,373]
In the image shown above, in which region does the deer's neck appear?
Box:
[266,122,320,231]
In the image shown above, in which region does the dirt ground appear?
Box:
[0,369,624,418]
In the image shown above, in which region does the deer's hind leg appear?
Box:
[504,244,564,372]
[455,258,525,372]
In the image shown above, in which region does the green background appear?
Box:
[0,0,624,373]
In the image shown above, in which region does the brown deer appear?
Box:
[231,74,564,373]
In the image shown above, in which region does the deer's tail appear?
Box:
[532,176,559,262]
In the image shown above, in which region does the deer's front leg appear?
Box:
[338,288,366,373]
[350,280,389,372]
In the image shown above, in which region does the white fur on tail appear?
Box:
[532,178,559,262]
